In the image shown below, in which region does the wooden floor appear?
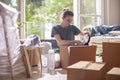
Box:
[0,67,67,80]
[0,56,102,80]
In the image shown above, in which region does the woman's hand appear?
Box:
[63,40,81,46]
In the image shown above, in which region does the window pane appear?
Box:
[96,0,102,15]
[45,22,53,39]
[25,22,45,39]
[25,22,57,39]
[80,16,102,28]
[81,0,95,14]
[96,17,102,25]
[80,17,95,28]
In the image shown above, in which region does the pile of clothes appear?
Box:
[91,25,120,36]
[83,25,120,37]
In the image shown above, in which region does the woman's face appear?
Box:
[62,16,73,25]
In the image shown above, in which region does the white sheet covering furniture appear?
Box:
[90,36,120,54]
[0,2,25,76]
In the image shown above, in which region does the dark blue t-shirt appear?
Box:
[51,25,80,40]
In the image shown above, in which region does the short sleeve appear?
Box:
[51,27,59,37]
[72,25,81,35]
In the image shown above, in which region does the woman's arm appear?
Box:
[54,34,81,46]
[54,34,72,46]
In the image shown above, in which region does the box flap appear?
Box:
[107,67,120,75]
[86,62,105,71]
[68,61,106,71]
[68,61,91,69]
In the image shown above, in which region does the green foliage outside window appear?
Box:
[25,0,73,38]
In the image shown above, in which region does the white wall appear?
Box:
[104,0,120,25]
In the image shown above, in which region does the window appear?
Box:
[25,0,73,39]
[74,0,104,29]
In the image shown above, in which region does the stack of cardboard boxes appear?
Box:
[60,42,120,80]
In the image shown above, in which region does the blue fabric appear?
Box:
[91,25,120,37]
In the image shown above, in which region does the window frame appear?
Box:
[73,0,105,29]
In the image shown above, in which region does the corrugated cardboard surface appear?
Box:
[106,67,120,80]
[68,61,91,69]
[27,47,42,66]
[69,45,96,65]
[67,61,106,80]
[60,46,69,69]
[60,45,97,69]
[102,42,120,71]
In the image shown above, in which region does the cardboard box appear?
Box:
[67,61,106,80]
[69,46,96,65]
[106,67,120,80]
[27,47,42,66]
[102,42,120,71]
[60,46,69,69]
[60,45,96,69]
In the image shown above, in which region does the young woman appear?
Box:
[51,9,85,46]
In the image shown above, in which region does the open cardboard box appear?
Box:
[102,42,120,71]
[60,46,69,68]
[27,47,43,66]
[60,45,96,69]
[106,67,120,80]
[67,61,106,80]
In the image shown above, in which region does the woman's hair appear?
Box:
[61,8,74,18]
[82,26,92,35]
